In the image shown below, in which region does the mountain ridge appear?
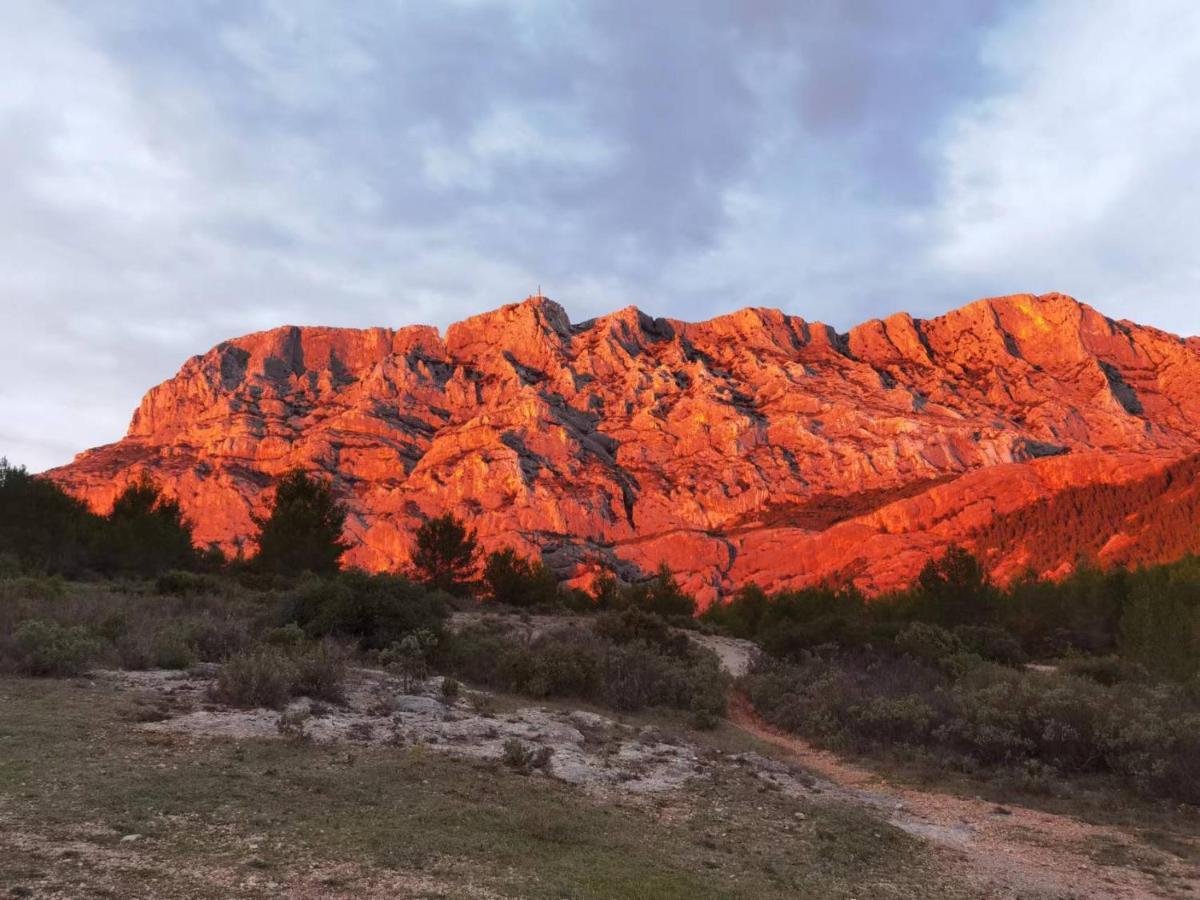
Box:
[47,292,1200,605]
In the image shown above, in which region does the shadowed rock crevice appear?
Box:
[1100,361,1145,415]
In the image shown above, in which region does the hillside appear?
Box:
[46,292,1200,603]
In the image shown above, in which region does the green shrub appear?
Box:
[150,627,196,670]
[953,625,1026,666]
[593,608,689,656]
[482,548,560,608]
[1060,654,1147,686]
[155,570,213,596]
[291,641,348,703]
[252,469,349,576]
[627,566,697,618]
[896,623,963,667]
[441,620,728,720]
[380,628,440,692]
[411,513,477,595]
[3,575,67,602]
[284,571,448,650]
[212,648,298,709]
[502,737,553,774]
[11,620,101,676]
[97,480,200,576]
[266,623,306,646]
[185,614,251,662]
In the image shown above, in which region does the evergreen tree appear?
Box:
[482,547,559,607]
[99,478,198,576]
[914,545,994,627]
[0,458,101,575]
[630,565,697,618]
[253,469,348,575]
[411,513,477,595]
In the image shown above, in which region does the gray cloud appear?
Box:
[2,0,1197,472]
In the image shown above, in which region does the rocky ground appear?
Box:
[121,666,706,798]
[87,640,1200,900]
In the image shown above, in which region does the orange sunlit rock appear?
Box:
[46,293,1200,607]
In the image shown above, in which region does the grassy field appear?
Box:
[0,676,976,900]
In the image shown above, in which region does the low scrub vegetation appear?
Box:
[741,632,1200,805]
[212,641,348,709]
[704,546,1200,681]
[441,610,728,725]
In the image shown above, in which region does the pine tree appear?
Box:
[253,469,348,575]
[411,513,477,595]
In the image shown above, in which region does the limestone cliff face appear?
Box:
[46,293,1200,605]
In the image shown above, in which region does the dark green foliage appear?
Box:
[253,469,348,576]
[212,647,298,709]
[482,548,560,607]
[908,545,996,627]
[894,623,964,669]
[591,566,698,618]
[0,463,198,577]
[96,480,199,576]
[700,583,770,639]
[211,641,348,709]
[283,570,448,650]
[702,582,873,657]
[0,460,100,576]
[706,547,1199,681]
[9,620,101,676]
[952,625,1026,666]
[441,618,728,721]
[593,607,691,657]
[1059,654,1147,686]
[155,570,216,596]
[631,566,697,618]
[291,641,349,703]
[1118,561,1200,680]
[411,513,477,595]
[999,564,1127,655]
[743,650,1200,804]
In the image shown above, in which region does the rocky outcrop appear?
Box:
[46,293,1200,605]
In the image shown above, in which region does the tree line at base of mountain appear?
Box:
[5,457,1200,682]
[0,459,696,617]
[702,544,1200,682]
[5,457,1200,805]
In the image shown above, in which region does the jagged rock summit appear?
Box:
[47,292,1200,605]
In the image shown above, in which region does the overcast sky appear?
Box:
[4,0,1200,471]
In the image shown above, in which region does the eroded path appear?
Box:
[726,691,1200,899]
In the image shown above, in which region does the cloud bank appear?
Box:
[2,0,1197,469]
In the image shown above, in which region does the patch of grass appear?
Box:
[0,676,974,899]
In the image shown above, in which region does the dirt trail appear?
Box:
[727,692,1200,899]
